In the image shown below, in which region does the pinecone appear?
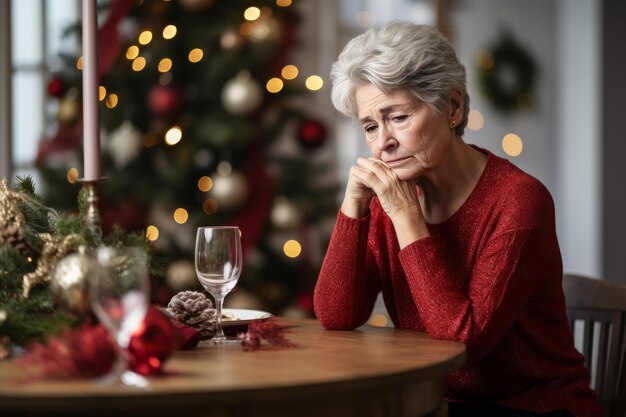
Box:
[167,291,217,334]
[0,224,31,258]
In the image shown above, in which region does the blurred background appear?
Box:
[1,0,625,327]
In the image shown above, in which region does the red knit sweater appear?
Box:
[314,149,602,417]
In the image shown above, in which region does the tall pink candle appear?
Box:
[82,0,100,180]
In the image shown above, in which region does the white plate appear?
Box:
[221,308,273,327]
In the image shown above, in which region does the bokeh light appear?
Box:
[198,176,213,192]
[146,225,159,241]
[188,48,204,63]
[66,167,79,183]
[266,77,284,93]
[369,313,389,327]
[76,56,83,70]
[202,199,218,215]
[283,240,302,258]
[475,49,494,70]
[163,25,177,39]
[281,64,298,80]
[105,93,118,109]
[467,109,485,131]
[276,0,292,6]
[138,30,153,45]
[305,75,324,91]
[173,208,189,224]
[158,58,173,73]
[502,133,524,157]
[132,57,146,71]
[126,45,139,60]
[244,7,261,21]
[165,126,183,145]
[98,86,106,101]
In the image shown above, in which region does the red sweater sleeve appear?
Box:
[399,226,546,364]
[314,211,381,329]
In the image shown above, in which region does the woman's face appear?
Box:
[354,83,455,181]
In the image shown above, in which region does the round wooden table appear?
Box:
[0,318,466,417]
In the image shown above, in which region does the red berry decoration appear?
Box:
[147,84,185,119]
[47,77,67,98]
[128,307,179,375]
[296,119,327,150]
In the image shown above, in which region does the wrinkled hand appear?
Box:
[342,157,420,219]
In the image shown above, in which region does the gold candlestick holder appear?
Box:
[78,178,105,240]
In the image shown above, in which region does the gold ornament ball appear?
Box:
[57,96,80,126]
[271,197,302,230]
[210,171,249,211]
[166,260,200,292]
[221,71,263,115]
[49,249,96,315]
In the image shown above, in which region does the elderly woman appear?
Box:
[314,21,602,417]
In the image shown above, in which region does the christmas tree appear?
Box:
[36,0,339,316]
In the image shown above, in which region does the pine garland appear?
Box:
[0,177,163,348]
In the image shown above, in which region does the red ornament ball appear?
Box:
[47,77,67,98]
[147,84,185,119]
[297,119,327,149]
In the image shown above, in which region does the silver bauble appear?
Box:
[271,196,302,230]
[221,71,263,115]
[210,171,249,211]
[166,259,200,292]
[49,248,97,315]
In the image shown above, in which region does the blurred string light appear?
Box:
[467,109,485,131]
[66,167,78,183]
[502,133,523,156]
[188,48,203,63]
[165,126,183,145]
[276,0,292,6]
[138,30,153,45]
[158,58,173,73]
[369,313,388,327]
[202,199,218,215]
[76,56,83,70]
[305,75,323,91]
[244,7,261,21]
[197,176,213,192]
[163,24,177,39]
[126,45,139,60]
[266,77,283,93]
[159,72,173,86]
[132,56,146,71]
[98,86,106,101]
[146,225,159,241]
[281,64,298,80]
[173,208,189,224]
[283,240,302,258]
[105,93,118,109]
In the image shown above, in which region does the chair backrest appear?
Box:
[563,273,626,417]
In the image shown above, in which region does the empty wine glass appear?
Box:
[195,226,242,345]
[90,246,150,387]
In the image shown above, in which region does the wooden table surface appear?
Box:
[0,318,466,417]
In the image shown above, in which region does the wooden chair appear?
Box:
[563,273,626,417]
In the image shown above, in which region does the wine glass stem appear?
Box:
[112,344,130,380]
[214,295,226,340]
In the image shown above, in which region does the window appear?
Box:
[9,0,79,182]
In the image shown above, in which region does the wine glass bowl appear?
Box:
[195,226,242,345]
[89,246,150,386]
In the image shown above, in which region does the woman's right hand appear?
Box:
[340,164,376,218]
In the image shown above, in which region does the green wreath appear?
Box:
[477,33,537,113]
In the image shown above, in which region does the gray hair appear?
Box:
[330,21,469,136]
